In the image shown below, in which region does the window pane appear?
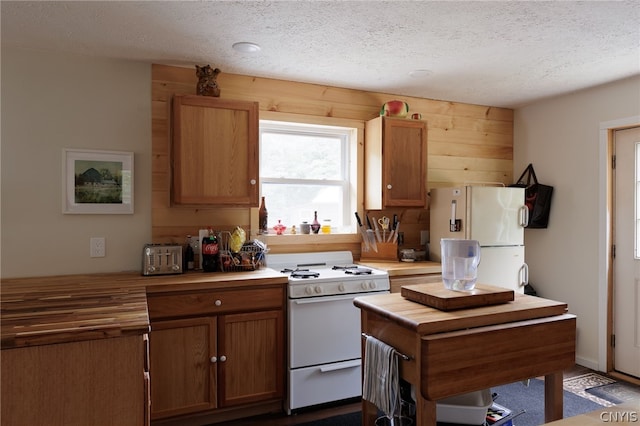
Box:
[259,120,356,234]
[261,132,344,180]
[262,183,345,231]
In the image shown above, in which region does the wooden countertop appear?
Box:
[353,292,568,334]
[142,268,288,293]
[1,284,150,349]
[1,269,288,349]
[357,260,441,276]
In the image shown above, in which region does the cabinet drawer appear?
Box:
[148,287,284,319]
[420,314,576,400]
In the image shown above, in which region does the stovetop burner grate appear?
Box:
[332,265,372,275]
[331,265,358,270]
[344,267,372,275]
[281,268,320,279]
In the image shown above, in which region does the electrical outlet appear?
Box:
[90,237,106,257]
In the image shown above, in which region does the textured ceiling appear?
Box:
[2,1,639,108]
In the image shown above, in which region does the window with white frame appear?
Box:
[259,120,357,234]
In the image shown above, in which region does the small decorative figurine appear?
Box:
[195,65,221,97]
[273,220,287,235]
[380,100,410,118]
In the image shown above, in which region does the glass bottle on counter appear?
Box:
[191,237,200,270]
[184,235,195,271]
[259,196,268,234]
[311,211,321,234]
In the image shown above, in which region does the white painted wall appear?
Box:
[1,47,152,277]
[514,75,640,370]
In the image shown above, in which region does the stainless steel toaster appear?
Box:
[142,244,183,276]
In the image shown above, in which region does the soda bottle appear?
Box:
[202,228,219,272]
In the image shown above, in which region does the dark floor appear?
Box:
[221,365,638,426]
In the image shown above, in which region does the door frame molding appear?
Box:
[598,115,640,373]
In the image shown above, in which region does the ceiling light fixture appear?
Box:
[409,69,432,78]
[232,42,261,53]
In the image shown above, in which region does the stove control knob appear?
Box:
[314,286,322,294]
[368,281,376,289]
[305,286,314,295]
[338,283,345,292]
[361,282,368,290]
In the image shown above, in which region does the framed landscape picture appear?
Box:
[63,149,134,214]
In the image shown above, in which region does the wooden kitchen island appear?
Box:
[354,288,576,426]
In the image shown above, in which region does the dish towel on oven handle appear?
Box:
[362,335,400,419]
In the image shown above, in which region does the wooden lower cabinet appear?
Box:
[148,286,285,425]
[219,310,284,406]
[149,317,218,417]
[390,273,442,293]
[1,335,148,426]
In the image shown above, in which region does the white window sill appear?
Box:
[259,233,360,247]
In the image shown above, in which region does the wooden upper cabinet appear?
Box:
[364,116,427,209]
[172,95,259,206]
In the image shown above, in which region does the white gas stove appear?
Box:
[267,251,390,413]
[267,251,390,298]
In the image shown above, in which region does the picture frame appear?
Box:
[62,148,134,214]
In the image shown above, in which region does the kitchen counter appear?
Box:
[357,260,441,276]
[1,282,149,349]
[1,268,287,349]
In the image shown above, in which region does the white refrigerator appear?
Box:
[429,186,529,293]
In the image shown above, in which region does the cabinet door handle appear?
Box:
[219,355,227,362]
[250,179,256,185]
[210,356,217,363]
[214,299,222,306]
[386,184,393,189]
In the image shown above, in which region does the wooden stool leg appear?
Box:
[545,371,564,422]
[414,394,436,426]
[362,399,378,425]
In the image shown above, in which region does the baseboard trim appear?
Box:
[575,357,599,372]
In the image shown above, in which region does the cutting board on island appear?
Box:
[401,282,514,311]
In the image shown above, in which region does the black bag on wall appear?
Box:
[510,164,553,229]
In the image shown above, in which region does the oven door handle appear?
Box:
[319,359,361,373]
[292,294,358,304]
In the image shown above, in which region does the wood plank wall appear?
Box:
[151,64,513,257]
